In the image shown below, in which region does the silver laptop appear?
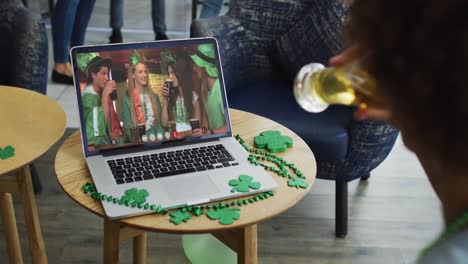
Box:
[70,37,277,219]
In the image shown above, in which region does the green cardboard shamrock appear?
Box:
[0,145,15,160]
[170,210,193,225]
[254,130,293,153]
[121,188,149,204]
[207,207,241,225]
[287,178,308,189]
[229,175,261,193]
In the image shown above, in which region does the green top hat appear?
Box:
[190,44,218,78]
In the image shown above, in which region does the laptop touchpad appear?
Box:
[162,174,220,201]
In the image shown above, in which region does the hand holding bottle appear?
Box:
[328,47,391,122]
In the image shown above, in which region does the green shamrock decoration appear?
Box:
[207,207,241,225]
[169,210,193,225]
[287,178,308,189]
[0,146,15,160]
[254,130,293,153]
[121,188,149,204]
[229,175,261,193]
[130,52,142,68]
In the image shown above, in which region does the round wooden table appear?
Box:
[0,85,66,264]
[55,109,316,264]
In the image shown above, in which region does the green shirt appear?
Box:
[122,91,165,142]
[203,79,226,129]
[81,85,110,146]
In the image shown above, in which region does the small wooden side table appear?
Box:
[0,86,66,264]
[55,109,316,264]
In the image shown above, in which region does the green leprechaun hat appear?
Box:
[190,44,218,78]
[85,56,112,76]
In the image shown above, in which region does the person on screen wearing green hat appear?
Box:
[191,44,227,136]
[81,56,124,147]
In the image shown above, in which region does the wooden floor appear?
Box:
[0,129,443,263]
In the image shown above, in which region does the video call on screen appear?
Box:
[76,44,226,151]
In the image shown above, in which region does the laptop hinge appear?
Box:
[100,137,221,157]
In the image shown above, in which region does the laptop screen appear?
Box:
[70,38,232,157]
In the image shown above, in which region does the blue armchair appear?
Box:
[0,0,49,193]
[191,0,399,237]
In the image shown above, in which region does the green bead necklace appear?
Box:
[235,134,308,189]
[82,181,274,225]
[419,211,468,259]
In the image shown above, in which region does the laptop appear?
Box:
[70,37,277,219]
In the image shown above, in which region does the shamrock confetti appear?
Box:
[254,130,293,153]
[170,210,193,225]
[287,178,308,189]
[207,207,241,225]
[229,175,261,193]
[121,188,149,204]
[0,145,15,160]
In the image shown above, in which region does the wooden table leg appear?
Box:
[133,232,147,264]
[213,224,258,264]
[0,192,23,264]
[16,165,47,264]
[238,225,257,264]
[104,219,121,264]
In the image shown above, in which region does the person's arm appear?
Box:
[160,84,169,128]
[192,106,209,136]
[101,80,117,127]
[191,124,228,136]
[82,93,107,145]
[211,125,227,134]
[153,93,166,135]
[192,91,201,121]
[121,94,135,142]
[160,99,168,129]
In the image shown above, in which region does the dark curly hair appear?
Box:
[167,51,194,122]
[346,0,468,167]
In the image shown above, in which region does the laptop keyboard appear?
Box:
[106,144,239,185]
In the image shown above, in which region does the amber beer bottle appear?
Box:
[294,63,384,113]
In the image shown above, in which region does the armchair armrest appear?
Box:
[318,120,399,181]
[12,11,48,95]
[0,2,48,95]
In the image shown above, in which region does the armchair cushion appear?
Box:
[227,78,354,161]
